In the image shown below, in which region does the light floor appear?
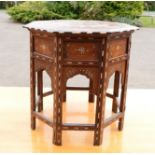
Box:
[0,87,155,153]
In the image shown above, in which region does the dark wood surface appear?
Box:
[25,20,137,146]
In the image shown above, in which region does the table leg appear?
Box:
[118,36,131,131]
[94,69,107,145]
[112,72,120,113]
[89,79,95,103]
[52,37,63,145]
[52,84,63,145]
[94,88,107,145]
[118,73,128,131]
[37,70,43,112]
[94,38,108,145]
[30,59,36,130]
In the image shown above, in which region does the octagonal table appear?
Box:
[24,20,138,145]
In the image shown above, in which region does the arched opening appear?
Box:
[67,74,89,88]
[63,74,96,124]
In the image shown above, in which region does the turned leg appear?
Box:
[112,72,120,113]
[89,79,95,103]
[30,59,36,130]
[37,70,43,112]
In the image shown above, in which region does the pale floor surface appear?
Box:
[0,87,155,153]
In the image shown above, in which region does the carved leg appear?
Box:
[94,38,108,145]
[112,72,120,113]
[37,70,43,112]
[94,69,108,145]
[94,87,107,145]
[30,59,36,130]
[89,79,95,103]
[52,37,63,145]
[52,82,63,145]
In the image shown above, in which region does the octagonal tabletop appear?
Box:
[24,20,139,34]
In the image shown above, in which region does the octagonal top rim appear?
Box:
[24,20,139,34]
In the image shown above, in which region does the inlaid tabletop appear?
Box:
[24,20,138,34]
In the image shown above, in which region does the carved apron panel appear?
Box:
[108,39,127,59]
[62,66,100,94]
[34,36,55,58]
[63,41,100,61]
